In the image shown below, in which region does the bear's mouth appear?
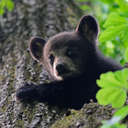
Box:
[56,73,71,80]
[55,70,72,80]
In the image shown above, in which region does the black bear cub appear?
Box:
[16,15,122,109]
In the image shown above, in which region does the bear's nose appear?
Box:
[56,64,68,75]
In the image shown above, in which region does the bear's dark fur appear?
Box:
[16,15,122,109]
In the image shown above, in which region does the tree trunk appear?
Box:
[0,0,82,127]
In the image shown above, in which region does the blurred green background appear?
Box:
[76,0,128,65]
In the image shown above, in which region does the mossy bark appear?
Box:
[0,0,80,127]
[51,102,113,128]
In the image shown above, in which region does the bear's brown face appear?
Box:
[42,32,89,80]
[29,15,99,81]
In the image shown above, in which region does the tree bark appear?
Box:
[0,0,81,127]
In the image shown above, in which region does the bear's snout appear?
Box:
[56,63,69,75]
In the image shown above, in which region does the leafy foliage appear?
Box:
[98,0,128,64]
[0,0,14,15]
[96,69,128,108]
[99,13,128,43]
[114,105,128,120]
[76,0,128,64]
[75,0,92,12]
[96,68,128,128]
[93,2,128,125]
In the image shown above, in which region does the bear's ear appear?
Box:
[76,15,99,41]
[29,37,46,62]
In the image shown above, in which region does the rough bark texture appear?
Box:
[51,102,113,128]
[0,0,81,127]
[0,0,115,128]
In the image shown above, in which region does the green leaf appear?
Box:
[96,69,128,108]
[114,69,128,88]
[114,105,128,120]
[99,25,126,42]
[100,0,114,4]
[116,0,128,12]
[99,13,128,42]
[80,5,90,11]
[0,0,14,15]
[6,0,14,11]
[0,0,6,8]
[0,8,4,15]
[97,69,128,89]
[96,88,126,108]
[103,13,127,28]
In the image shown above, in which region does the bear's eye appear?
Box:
[49,54,55,65]
[66,50,75,58]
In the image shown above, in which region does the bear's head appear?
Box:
[29,15,99,81]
